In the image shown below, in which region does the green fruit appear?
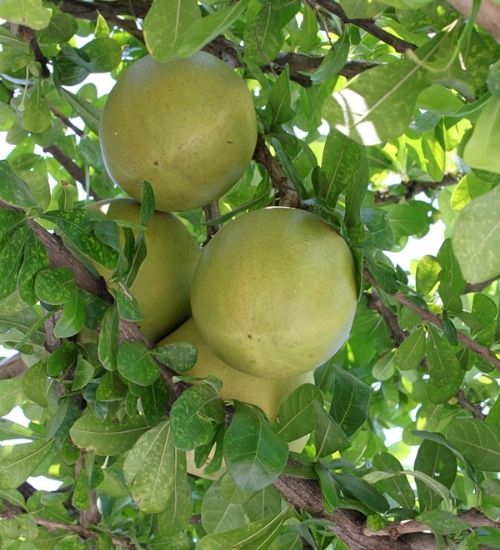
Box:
[191,207,358,379]
[91,199,200,342]
[160,318,313,479]
[159,318,314,421]
[100,52,257,212]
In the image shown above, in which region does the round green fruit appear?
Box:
[91,199,200,342]
[100,52,257,212]
[191,207,358,379]
[159,318,314,421]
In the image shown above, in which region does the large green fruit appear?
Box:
[100,52,257,212]
[92,199,200,342]
[191,207,358,379]
[160,318,313,479]
[159,318,314,421]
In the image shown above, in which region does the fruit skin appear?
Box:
[91,199,200,342]
[191,207,358,379]
[100,51,257,212]
[159,318,314,420]
[160,318,313,479]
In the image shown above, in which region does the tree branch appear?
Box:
[253,136,301,207]
[455,390,485,420]
[43,146,86,185]
[308,0,417,53]
[49,105,84,137]
[203,201,221,242]
[374,174,460,204]
[365,292,408,346]
[0,354,27,379]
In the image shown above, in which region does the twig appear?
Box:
[464,277,498,294]
[365,292,408,346]
[253,136,301,207]
[43,146,86,185]
[455,390,485,420]
[374,174,460,204]
[17,26,50,77]
[308,0,417,53]
[203,201,221,242]
[49,105,84,137]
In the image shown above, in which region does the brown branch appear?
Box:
[0,354,27,379]
[203,201,221,242]
[43,146,86,185]
[308,0,416,53]
[365,292,408,346]
[374,174,460,204]
[17,26,50,78]
[455,390,485,420]
[49,105,84,137]
[253,136,301,207]
[464,277,498,294]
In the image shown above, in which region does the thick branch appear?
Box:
[0,354,27,379]
[309,0,417,53]
[253,136,301,207]
[365,292,408,346]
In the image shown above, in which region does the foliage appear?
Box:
[0,0,500,548]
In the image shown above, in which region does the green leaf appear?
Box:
[299,3,319,52]
[315,464,339,512]
[58,87,101,134]
[54,288,85,338]
[325,56,428,145]
[22,360,48,407]
[17,232,48,306]
[269,68,293,125]
[313,401,349,458]
[34,267,75,305]
[403,469,453,512]
[426,326,463,404]
[0,440,53,489]
[244,3,284,65]
[177,0,248,58]
[140,181,155,228]
[450,173,491,212]
[0,224,29,301]
[416,255,441,295]
[273,383,322,442]
[463,96,500,174]
[144,0,200,62]
[414,440,456,511]
[95,371,127,402]
[333,472,389,513]
[0,0,52,30]
[201,478,250,534]
[22,81,51,134]
[446,419,500,471]
[153,342,198,373]
[417,510,468,535]
[80,37,122,73]
[372,351,395,381]
[115,284,144,322]
[124,421,192,520]
[224,403,288,491]
[98,306,119,371]
[320,129,365,207]
[0,376,26,416]
[394,328,426,371]
[198,507,289,550]
[437,238,465,313]
[70,412,150,456]
[452,185,500,284]
[330,365,371,437]
[71,355,95,391]
[117,341,159,386]
[372,452,415,508]
[311,33,349,84]
[170,383,224,450]
[41,208,118,270]
[46,341,78,377]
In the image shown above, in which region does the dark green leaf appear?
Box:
[372,452,415,509]
[115,284,143,322]
[0,224,29,301]
[269,67,293,125]
[333,472,389,513]
[17,232,48,306]
[70,412,150,456]
[117,341,159,386]
[311,33,349,84]
[273,383,322,442]
[170,383,224,450]
[154,342,198,373]
[72,355,95,391]
[313,401,349,458]
[54,288,85,338]
[224,403,288,491]
[98,305,119,371]
[330,365,370,437]
[47,341,78,377]
[315,464,339,512]
[34,267,75,305]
